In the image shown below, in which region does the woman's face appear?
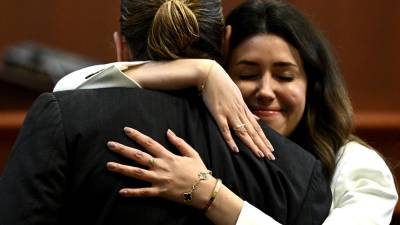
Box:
[227,34,307,137]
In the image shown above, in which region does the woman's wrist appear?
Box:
[186,176,244,225]
[194,59,216,91]
[205,184,244,225]
[187,175,218,209]
[203,178,223,212]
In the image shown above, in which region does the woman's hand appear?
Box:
[107,127,245,225]
[200,61,275,160]
[106,127,216,209]
[125,59,275,159]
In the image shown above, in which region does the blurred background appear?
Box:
[0,0,399,222]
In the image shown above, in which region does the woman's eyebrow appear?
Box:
[236,60,259,66]
[273,61,298,68]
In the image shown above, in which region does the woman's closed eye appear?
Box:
[276,73,295,81]
[238,74,260,80]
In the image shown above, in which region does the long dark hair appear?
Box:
[119,0,224,62]
[226,0,353,180]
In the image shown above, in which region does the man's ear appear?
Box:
[113,31,133,61]
[223,25,232,64]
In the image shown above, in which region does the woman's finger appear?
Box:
[119,187,161,198]
[166,129,201,159]
[231,121,264,158]
[227,109,265,158]
[239,113,275,160]
[107,141,158,167]
[246,108,275,153]
[123,127,173,158]
[107,162,157,182]
[214,117,239,153]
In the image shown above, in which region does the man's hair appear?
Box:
[120,0,224,62]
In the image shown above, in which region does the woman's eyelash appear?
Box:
[278,75,294,81]
[239,74,259,80]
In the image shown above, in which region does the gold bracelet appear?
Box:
[183,170,212,202]
[203,178,222,212]
[198,61,215,95]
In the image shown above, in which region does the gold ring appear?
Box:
[148,157,156,168]
[234,123,247,133]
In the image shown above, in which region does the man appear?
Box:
[0,0,331,224]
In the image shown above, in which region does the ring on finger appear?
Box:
[148,157,156,168]
[234,123,247,133]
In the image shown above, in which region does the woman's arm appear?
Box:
[123,59,274,160]
[106,127,281,225]
[323,143,398,225]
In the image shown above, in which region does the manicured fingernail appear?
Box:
[269,154,276,161]
[107,162,117,170]
[107,141,116,149]
[253,114,260,120]
[232,146,240,153]
[124,127,132,134]
[167,129,176,137]
[258,151,265,158]
[120,189,129,195]
[269,143,275,152]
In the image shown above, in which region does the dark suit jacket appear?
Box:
[0,88,331,225]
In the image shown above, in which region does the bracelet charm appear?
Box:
[183,170,212,202]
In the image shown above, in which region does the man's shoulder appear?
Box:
[53,87,198,101]
[51,88,205,121]
[51,88,189,109]
[259,124,324,194]
[263,124,317,168]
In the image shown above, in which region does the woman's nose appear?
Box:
[256,76,276,102]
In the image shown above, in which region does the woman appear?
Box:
[55,0,397,224]
[102,0,398,224]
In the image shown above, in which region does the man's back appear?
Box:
[0,88,330,224]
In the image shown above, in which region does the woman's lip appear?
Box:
[252,109,282,117]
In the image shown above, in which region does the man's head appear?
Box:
[115,0,224,62]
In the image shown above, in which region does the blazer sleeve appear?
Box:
[0,93,68,224]
[323,143,398,225]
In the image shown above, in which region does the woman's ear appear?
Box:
[113,31,133,61]
[223,25,232,63]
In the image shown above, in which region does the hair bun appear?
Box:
[147,0,200,59]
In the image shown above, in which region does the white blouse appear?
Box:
[54,63,398,225]
[236,142,398,225]
[322,141,398,225]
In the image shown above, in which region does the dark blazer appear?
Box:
[0,88,331,225]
